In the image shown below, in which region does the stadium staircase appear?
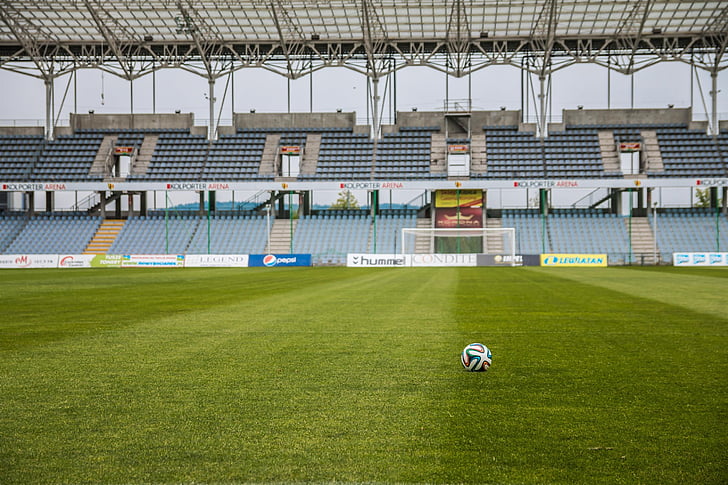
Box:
[598,131,621,174]
[414,218,432,253]
[129,134,158,178]
[88,135,118,179]
[626,217,658,265]
[470,133,488,174]
[485,217,504,253]
[84,219,125,254]
[266,219,297,253]
[641,130,664,173]
[299,133,320,176]
[429,133,447,176]
[259,134,280,177]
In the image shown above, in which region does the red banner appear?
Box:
[435,207,483,228]
[280,145,301,154]
[619,142,641,152]
[114,146,134,154]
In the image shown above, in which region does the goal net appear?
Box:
[401,227,517,266]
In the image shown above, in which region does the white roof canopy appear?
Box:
[0,1,725,80]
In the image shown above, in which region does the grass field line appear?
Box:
[527,267,728,321]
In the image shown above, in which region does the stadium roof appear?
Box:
[0,0,726,81]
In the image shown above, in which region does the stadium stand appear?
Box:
[0,135,44,180]
[373,210,419,254]
[476,126,608,179]
[3,213,101,254]
[107,214,268,255]
[502,209,632,263]
[293,211,371,264]
[31,133,105,181]
[648,209,728,263]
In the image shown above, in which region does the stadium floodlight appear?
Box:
[401,227,516,266]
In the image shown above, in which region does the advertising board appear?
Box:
[435,189,483,208]
[477,254,540,267]
[540,254,608,267]
[184,254,249,267]
[248,254,312,267]
[406,253,477,267]
[347,254,406,267]
[121,254,185,267]
[0,254,59,269]
[673,252,728,266]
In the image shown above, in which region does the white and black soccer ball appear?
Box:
[461,343,492,372]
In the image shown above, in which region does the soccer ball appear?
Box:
[461,343,492,372]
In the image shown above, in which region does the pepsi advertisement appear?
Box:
[249,254,312,267]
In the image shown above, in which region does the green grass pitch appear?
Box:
[1,266,726,484]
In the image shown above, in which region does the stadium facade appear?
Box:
[0,1,726,265]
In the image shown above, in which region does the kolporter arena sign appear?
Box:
[540,254,607,267]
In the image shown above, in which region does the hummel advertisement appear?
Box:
[347,254,406,267]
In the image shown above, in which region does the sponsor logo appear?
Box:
[14,255,30,267]
[541,254,607,267]
[673,252,728,266]
[44,183,67,190]
[350,255,405,267]
[339,182,404,190]
[2,183,43,191]
[409,253,477,266]
[675,253,690,265]
[166,182,207,190]
[263,254,277,267]
[513,180,579,188]
[448,144,469,153]
[59,255,75,267]
[696,178,728,186]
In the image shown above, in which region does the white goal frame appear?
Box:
[401,227,517,266]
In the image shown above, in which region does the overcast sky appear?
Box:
[0,60,726,127]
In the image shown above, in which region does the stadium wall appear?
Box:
[70,113,195,131]
[234,112,357,129]
[562,107,691,125]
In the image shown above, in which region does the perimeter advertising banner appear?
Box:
[184,254,249,267]
[347,254,406,267]
[435,189,483,208]
[406,253,477,267]
[540,254,608,267]
[121,254,185,267]
[477,254,541,267]
[249,254,312,267]
[0,254,59,269]
[673,252,728,266]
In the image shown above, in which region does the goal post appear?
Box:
[401,227,517,266]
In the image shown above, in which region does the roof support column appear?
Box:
[537,75,548,139]
[371,76,380,140]
[208,78,216,141]
[44,77,54,141]
[710,69,719,137]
